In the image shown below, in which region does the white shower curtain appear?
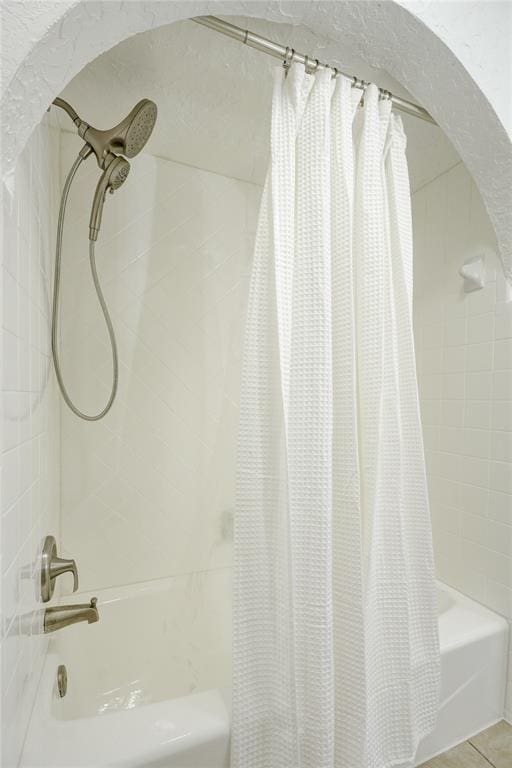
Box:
[233,63,440,768]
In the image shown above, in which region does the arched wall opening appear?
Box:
[2,0,511,282]
[2,5,512,766]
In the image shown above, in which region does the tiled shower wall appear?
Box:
[28,131,509,729]
[1,117,61,766]
[58,133,259,634]
[412,162,512,721]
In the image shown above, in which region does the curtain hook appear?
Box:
[331,67,339,80]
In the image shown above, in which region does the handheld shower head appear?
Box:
[89,155,130,241]
[78,99,157,168]
[51,96,158,422]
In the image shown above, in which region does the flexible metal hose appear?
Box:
[51,153,118,421]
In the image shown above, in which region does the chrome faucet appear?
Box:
[44,597,99,633]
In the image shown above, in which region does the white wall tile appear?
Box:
[59,133,260,600]
[421,321,444,349]
[467,281,497,317]
[443,345,466,373]
[488,490,512,524]
[458,483,489,518]
[467,313,494,344]
[413,162,512,718]
[493,370,512,400]
[492,400,512,431]
[460,427,491,459]
[459,455,490,488]
[444,318,465,347]
[495,338,512,370]
[466,372,492,400]
[441,400,464,427]
[492,431,512,462]
[438,426,465,455]
[490,461,512,494]
[466,341,493,372]
[461,511,488,546]
[1,116,61,767]
[464,400,491,429]
[485,581,512,617]
[442,372,465,399]
[495,302,512,340]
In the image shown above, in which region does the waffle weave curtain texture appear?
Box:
[233,63,440,768]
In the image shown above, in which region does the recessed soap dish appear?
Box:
[459,255,485,293]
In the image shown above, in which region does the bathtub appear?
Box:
[22,579,508,768]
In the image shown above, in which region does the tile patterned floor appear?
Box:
[419,721,512,768]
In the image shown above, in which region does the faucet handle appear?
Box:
[40,536,79,602]
[51,555,79,593]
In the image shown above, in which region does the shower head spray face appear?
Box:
[109,157,131,190]
[121,100,158,158]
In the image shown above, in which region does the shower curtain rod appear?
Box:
[193,16,437,125]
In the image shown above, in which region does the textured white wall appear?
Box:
[57,133,259,598]
[3,1,510,138]
[0,1,76,96]
[401,0,512,137]
[1,116,61,767]
[413,164,512,723]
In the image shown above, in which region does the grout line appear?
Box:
[411,159,463,195]
[467,739,497,767]
[60,126,264,188]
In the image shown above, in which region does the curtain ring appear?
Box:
[331,67,339,80]
[283,47,294,70]
[304,55,319,75]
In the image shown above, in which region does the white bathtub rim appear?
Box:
[414,715,504,766]
[436,581,509,649]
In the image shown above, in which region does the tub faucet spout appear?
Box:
[44,597,99,633]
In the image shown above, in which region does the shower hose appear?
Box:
[51,153,118,421]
